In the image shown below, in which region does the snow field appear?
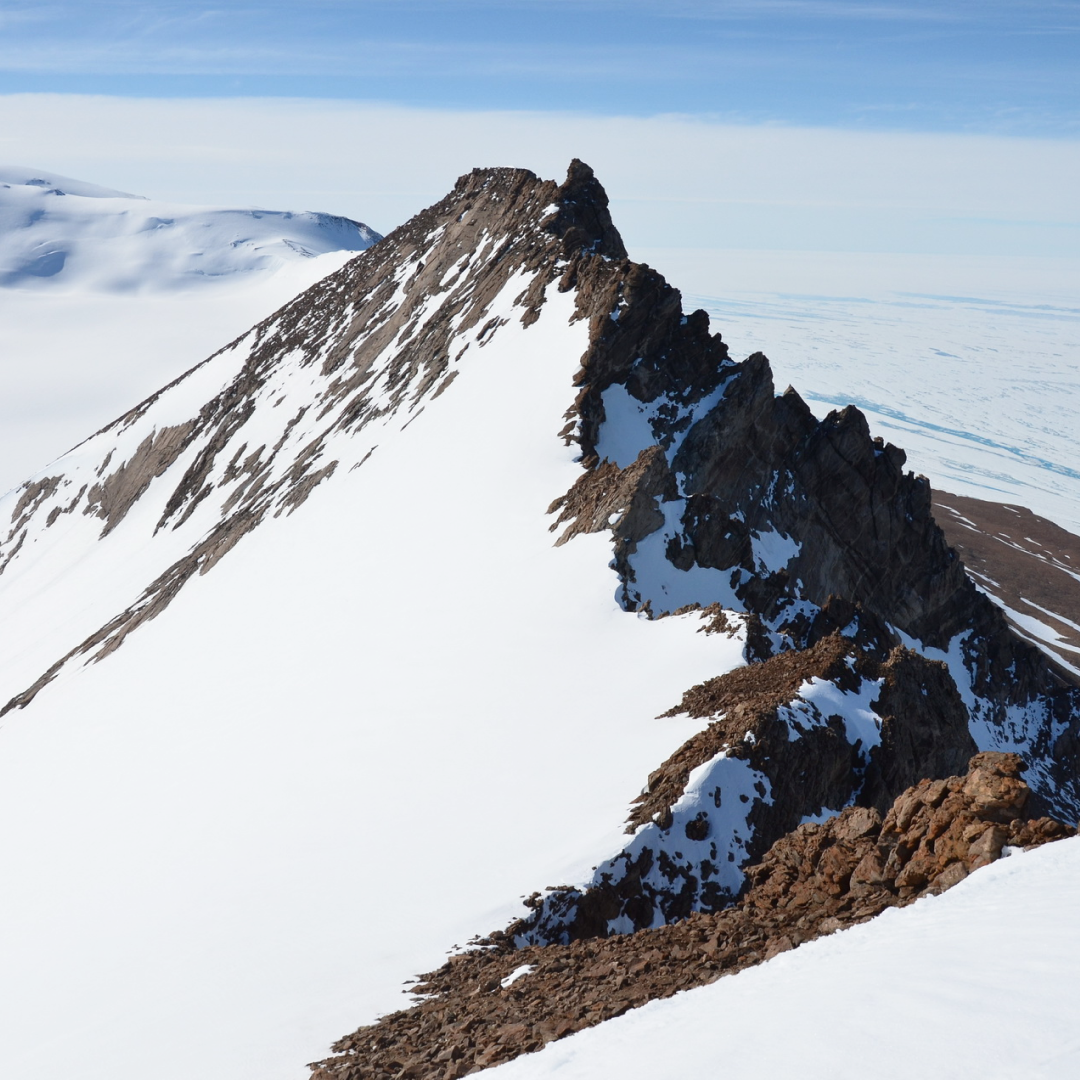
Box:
[0,167,377,292]
[0,280,747,1080]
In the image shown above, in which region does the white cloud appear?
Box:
[0,94,1079,256]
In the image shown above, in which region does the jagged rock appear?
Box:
[518,629,980,943]
[309,753,1074,1080]
[547,215,1080,818]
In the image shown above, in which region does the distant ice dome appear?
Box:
[0,165,146,199]
[0,165,381,292]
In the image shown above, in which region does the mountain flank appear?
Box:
[932,491,1080,673]
[1,160,1077,1079]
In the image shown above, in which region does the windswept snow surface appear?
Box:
[0,278,746,1080]
[489,837,1080,1080]
[0,166,379,291]
[640,248,1080,533]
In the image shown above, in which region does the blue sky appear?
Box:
[1,1,1078,135]
[1,3,1078,259]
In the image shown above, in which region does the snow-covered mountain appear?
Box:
[0,167,383,497]
[0,165,380,291]
[0,161,1076,1080]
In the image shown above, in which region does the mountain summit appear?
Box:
[0,161,1076,1080]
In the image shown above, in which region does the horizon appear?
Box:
[1,1,1078,136]
[1,1,1079,260]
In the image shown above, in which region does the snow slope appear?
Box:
[489,836,1080,1080]
[0,188,746,1080]
[0,165,379,291]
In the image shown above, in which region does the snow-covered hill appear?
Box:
[0,160,1076,1080]
[0,165,379,291]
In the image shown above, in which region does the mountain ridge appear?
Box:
[0,159,1077,1079]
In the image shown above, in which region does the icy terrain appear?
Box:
[0,165,379,291]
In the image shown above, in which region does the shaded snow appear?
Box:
[749,527,801,575]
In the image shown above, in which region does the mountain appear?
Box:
[0,165,380,291]
[0,161,1076,1080]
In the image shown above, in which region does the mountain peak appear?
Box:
[548,157,628,260]
[0,160,1078,1080]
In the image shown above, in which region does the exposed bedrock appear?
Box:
[550,214,1080,818]
[309,753,1074,1080]
[517,628,980,944]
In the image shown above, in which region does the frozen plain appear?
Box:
[1,181,1079,1079]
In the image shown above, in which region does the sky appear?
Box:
[1,1,1078,135]
[0,2,1078,254]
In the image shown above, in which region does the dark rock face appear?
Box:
[672,359,965,646]
[308,753,1074,1080]
[544,199,1080,820]
[516,628,981,944]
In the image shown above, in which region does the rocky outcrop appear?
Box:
[516,625,981,944]
[546,228,1080,820]
[309,753,1073,1080]
[932,491,1080,672]
[555,341,1080,806]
